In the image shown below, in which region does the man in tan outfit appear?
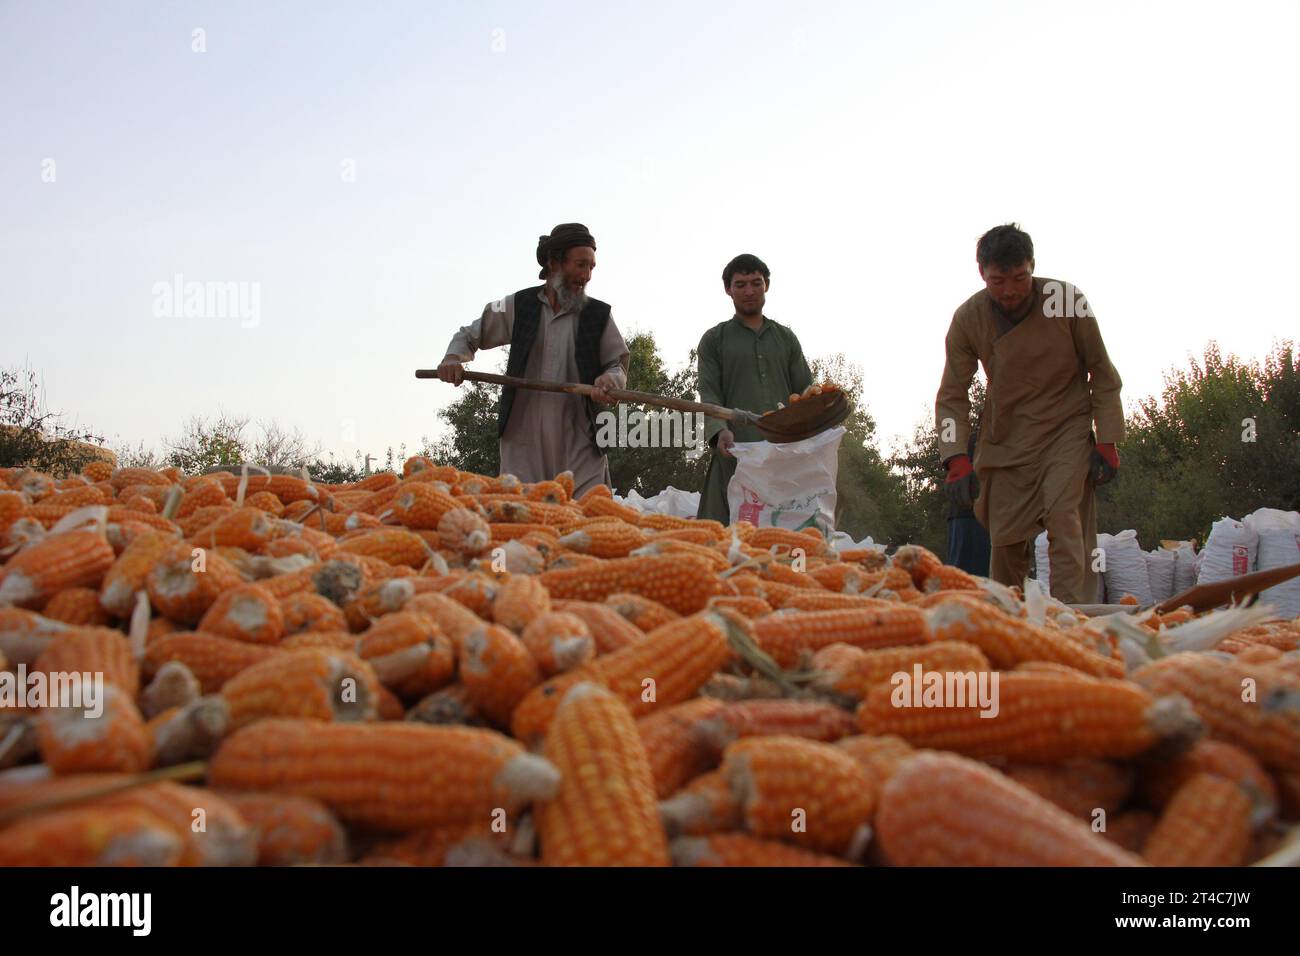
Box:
[935,224,1124,604]
[437,223,631,497]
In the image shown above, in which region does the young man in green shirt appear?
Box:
[695,254,814,523]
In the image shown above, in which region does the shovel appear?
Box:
[414,370,851,444]
[1068,560,1300,616]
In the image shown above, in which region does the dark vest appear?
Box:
[498,285,612,439]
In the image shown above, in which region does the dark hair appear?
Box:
[976,224,1034,271]
[722,253,770,287]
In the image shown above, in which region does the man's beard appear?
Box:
[549,273,588,313]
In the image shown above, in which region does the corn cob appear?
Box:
[721,735,874,855]
[0,805,183,866]
[0,489,28,538]
[188,507,278,552]
[579,495,644,525]
[749,527,828,556]
[557,521,647,558]
[145,543,245,625]
[340,577,415,630]
[636,697,728,798]
[85,781,257,866]
[438,508,491,557]
[0,607,70,666]
[1138,738,1278,825]
[208,718,561,831]
[520,611,595,676]
[361,821,506,866]
[1143,772,1252,866]
[389,483,464,530]
[857,671,1203,763]
[178,505,237,538]
[281,630,357,651]
[834,734,915,795]
[606,592,680,632]
[404,591,487,650]
[691,700,858,760]
[926,595,1125,678]
[356,611,456,698]
[541,554,721,615]
[671,833,853,867]
[32,625,140,697]
[37,684,152,773]
[176,480,230,519]
[439,571,499,618]
[41,586,112,626]
[244,490,285,517]
[706,594,773,620]
[217,791,349,866]
[759,561,826,590]
[406,683,487,727]
[459,624,543,727]
[491,574,552,633]
[810,641,990,701]
[308,558,371,607]
[139,660,201,717]
[4,516,45,549]
[80,460,113,482]
[489,522,559,546]
[333,528,432,570]
[110,467,173,492]
[144,632,282,694]
[195,583,285,645]
[212,473,321,504]
[754,605,930,668]
[280,591,349,634]
[148,696,231,765]
[511,610,734,744]
[1130,652,1300,770]
[659,769,742,836]
[221,648,380,728]
[1002,759,1134,820]
[49,485,113,508]
[631,539,732,574]
[537,682,670,866]
[261,536,321,561]
[0,528,116,607]
[876,751,1145,866]
[549,600,643,654]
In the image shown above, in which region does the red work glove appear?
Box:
[945,454,973,482]
[944,455,978,510]
[1091,442,1119,485]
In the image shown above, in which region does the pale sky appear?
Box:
[3,0,1297,473]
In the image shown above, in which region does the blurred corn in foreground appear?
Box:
[1,459,1298,867]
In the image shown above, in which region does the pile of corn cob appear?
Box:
[1,458,1297,867]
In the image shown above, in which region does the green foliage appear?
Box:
[1098,341,1299,544]
[605,333,708,497]
[0,364,108,477]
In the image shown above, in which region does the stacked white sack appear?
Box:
[1196,517,1258,586]
[1244,508,1300,618]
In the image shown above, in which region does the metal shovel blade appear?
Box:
[755,391,852,443]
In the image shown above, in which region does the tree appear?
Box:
[886,375,987,556]
[1097,341,1299,544]
[0,364,110,477]
[161,411,252,474]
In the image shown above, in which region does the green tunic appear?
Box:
[695,316,814,523]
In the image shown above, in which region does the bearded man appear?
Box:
[437,223,630,497]
[935,223,1124,604]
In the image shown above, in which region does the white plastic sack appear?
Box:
[1100,529,1153,605]
[727,427,845,535]
[612,486,701,519]
[829,531,885,556]
[1033,530,1051,596]
[1197,517,1258,586]
[1144,549,1176,604]
[1172,542,1198,595]
[1244,508,1300,618]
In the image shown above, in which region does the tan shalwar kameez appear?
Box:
[442,288,631,497]
[935,277,1124,604]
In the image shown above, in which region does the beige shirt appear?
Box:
[442,287,630,496]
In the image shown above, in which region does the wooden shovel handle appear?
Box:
[414,369,746,423]
[1155,560,1300,614]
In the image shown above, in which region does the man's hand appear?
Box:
[716,429,736,458]
[944,454,979,510]
[591,372,620,404]
[437,360,465,386]
[1091,442,1119,485]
